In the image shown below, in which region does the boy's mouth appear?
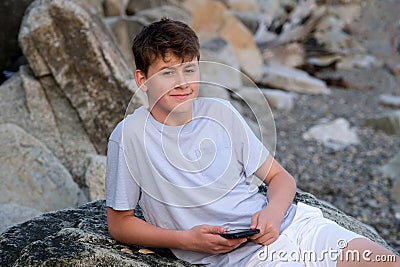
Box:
[170,92,192,100]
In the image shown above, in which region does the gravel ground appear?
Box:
[269,66,400,253]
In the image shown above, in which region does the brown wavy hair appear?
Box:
[132,18,200,76]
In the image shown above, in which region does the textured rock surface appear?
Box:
[0,192,393,266]
[0,203,42,233]
[0,123,86,212]
[18,0,144,154]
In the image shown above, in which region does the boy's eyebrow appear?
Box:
[157,62,198,72]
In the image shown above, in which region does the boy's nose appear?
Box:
[175,72,189,88]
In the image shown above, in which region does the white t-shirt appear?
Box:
[106,98,296,266]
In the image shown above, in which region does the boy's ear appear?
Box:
[134,70,148,92]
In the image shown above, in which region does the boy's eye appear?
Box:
[162,70,175,76]
[184,68,196,73]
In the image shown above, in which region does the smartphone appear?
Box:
[220,229,260,239]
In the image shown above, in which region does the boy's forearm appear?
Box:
[107,208,188,250]
[265,171,296,219]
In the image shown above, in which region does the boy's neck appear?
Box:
[149,108,192,126]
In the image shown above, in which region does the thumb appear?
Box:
[250,212,259,230]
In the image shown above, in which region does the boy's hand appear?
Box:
[249,206,282,246]
[182,224,247,254]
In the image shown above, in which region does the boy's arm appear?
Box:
[107,207,247,254]
[249,154,297,245]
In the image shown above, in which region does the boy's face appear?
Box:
[135,53,200,125]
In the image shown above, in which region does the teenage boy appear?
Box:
[106,18,399,266]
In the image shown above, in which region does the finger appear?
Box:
[250,213,260,230]
[207,225,226,234]
[254,233,278,246]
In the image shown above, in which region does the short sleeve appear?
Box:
[229,105,269,178]
[105,136,141,210]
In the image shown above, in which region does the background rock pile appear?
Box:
[0,0,399,259]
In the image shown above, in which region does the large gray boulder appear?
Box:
[0,192,393,266]
[0,123,86,212]
[0,65,97,184]
[19,0,144,154]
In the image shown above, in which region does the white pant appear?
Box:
[246,202,364,267]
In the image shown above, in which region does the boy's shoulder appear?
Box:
[195,97,236,115]
[109,106,148,142]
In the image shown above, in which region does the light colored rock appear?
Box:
[198,85,231,100]
[103,0,129,16]
[82,0,104,16]
[199,38,242,92]
[381,151,400,204]
[261,63,331,95]
[0,66,97,185]
[84,154,107,201]
[227,0,259,12]
[185,0,263,81]
[0,203,42,233]
[262,43,305,68]
[379,94,400,108]
[19,0,144,154]
[381,151,400,180]
[271,4,327,46]
[307,54,342,67]
[302,118,360,150]
[336,54,384,69]
[0,123,86,212]
[134,5,190,25]
[365,111,400,136]
[314,14,366,54]
[236,86,270,110]
[262,88,297,111]
[104,16,143,70]
[329,3,362,26]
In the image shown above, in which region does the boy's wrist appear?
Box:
[175,229,192,251]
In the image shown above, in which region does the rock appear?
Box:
[302,118,360,150]
[313,14,366,54]
[365,111,400,136]
[0,201,193,267]
[134,5,191,25]
[262,43,305,68]
[0,64,97,185]
[235,86,270,111]
[185,0,263,82]
[198,85,231,100]
[0,0,34,72]
[19,0,144,154]
[104,16,143,70]
[0,123,86,212]
[262,88,297,111]
[336,54,384,69]
[379,94,400,108]
[126,0,180,15]
[271,4,327,46]
[381,151,400,204]
[0,192,394,266]
[103,0,129,16]
[199,38,242,92]
[82,0,104,16]
[261,63,331,95]
[227,0,259,12]
[0,204,42,233]
[83,154,107,202]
